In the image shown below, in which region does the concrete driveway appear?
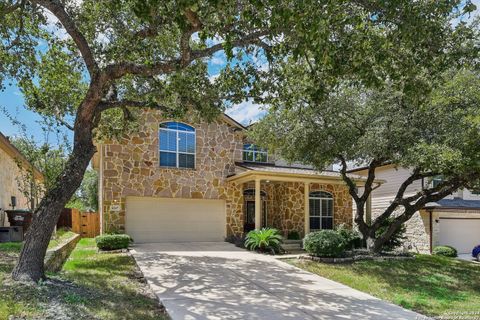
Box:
[131,242,424,320]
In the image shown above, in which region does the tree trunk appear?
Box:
[11,134,95,282]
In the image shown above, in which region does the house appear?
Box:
[350,164,480,254]
[0,132,44,227]
[92,110,368,243]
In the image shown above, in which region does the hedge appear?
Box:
[95,234,131,251]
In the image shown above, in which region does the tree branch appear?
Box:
[97,100,169,114]
[105,29,270,80]
[338,156,360,203]
[31,0,98,75]
[370,168,424,230]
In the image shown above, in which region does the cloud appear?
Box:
[226,99,266,125]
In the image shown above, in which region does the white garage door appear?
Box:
[126,196,226,243]
[439,218,480,253]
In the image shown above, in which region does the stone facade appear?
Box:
[225,181,353,238]
[101,110,244,232]
[99,109,354,237]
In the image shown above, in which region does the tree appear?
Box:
[11,136,68,211]
[2,0,277,282]
[250,69,480,253]
[1,0,477,281]
[67,168,98,212]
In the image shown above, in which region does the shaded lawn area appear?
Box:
[290,254,480,317]
[0,238,167,319]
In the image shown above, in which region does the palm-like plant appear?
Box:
[244,228,283,253]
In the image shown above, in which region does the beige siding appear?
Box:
[0,148,31,226]
[353,165,480,254]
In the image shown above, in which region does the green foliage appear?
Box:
[10,135,69,210]
[335,224,362,250]
[432,246,458,258]
[244,228,283,252]
[303,230,346,257]
[95,234,131,251]
[375,218,407,252]
[287,230,301,240]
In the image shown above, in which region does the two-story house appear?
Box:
[350,164,480,254]
[93,110,368,243]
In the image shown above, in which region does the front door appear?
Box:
[244,201,267,233]
[244,201,255,232]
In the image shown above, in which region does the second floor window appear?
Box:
[431,176,443,188]
[243,144,268,163]
[159,122,195,169]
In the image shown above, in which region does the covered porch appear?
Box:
[225,165,358,238]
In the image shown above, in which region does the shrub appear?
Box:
[335,224,362,250]
[95,234,131,251]
[375,218,407,252]
[433,245,457,257]
[287,230,301,240]
[303,230,346,257]
[244,228,283,253]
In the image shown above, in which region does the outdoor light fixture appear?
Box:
[10,196,16,210]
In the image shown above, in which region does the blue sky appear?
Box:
[0,50,266,144]
[1,1,478,143]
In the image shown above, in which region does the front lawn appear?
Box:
[290,254,480,317]
[0,238,167,319]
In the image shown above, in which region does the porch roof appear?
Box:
[228,162,381,185]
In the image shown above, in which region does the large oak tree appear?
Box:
[1,0,478,281]
[250,69,480,252]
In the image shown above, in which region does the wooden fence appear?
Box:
[72,210,100,238]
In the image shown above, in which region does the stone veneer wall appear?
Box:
[225,181,353,238]
[101,110,244,232]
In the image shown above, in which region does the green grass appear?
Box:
[0,242,22,252]
[0,238,167,319]
[290,255,480,317]
[60,238,166,319]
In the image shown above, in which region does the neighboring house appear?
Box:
[0,132,44,227]
[350,164,480,254]
[92,110,368,243]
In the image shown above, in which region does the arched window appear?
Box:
[159,122,195,169]
[309,191,333,230]
[243,189,267,197]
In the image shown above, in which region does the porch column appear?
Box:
[304,182,310,236]
[255,178,261,230]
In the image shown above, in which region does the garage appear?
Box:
[439,218,480,253]
[125,196,226,243]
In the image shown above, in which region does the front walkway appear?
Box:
[131,242,424,320]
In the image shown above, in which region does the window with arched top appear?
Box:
[309,191,333,230]
[159,122,195,169]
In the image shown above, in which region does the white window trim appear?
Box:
[159,125,196,169]
[309,192,334,231]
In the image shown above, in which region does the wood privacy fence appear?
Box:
[72,210,100,238]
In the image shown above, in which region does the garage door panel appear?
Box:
[439,218,480,253]
[126,197,226,243]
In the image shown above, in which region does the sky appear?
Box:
[0,1,478,143]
